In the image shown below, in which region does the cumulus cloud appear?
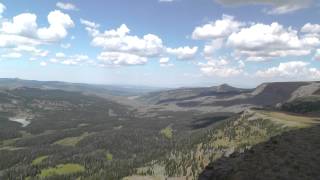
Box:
[159,57,170,64]
[91,24,164,57]
[227,22,319,61]
[301,23,320,37]
[1,13,38,37]
[1,10,74,42]
[191,15,320,62]
[0,10,73,60]
[1,52,22,59]
[159,57,174,67]
[0,34,40,48]
[50,53,90,65]
[13,45,48,57]
[198,58,243,77]
[192,15,242,58]
[203,38,224,56]
[82,21,197,66]
[256,61,320,79]
[37,10,74,42]
[86,24,163,65]
[192,15,243,40]
[97,52,147,66]
[55,52,66,58]
[215,0,313,14]
[166,46,198,60]
[56,2,78,11]
[0,10,74,44]
[80,18,100,29]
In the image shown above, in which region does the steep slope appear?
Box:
[281,96,320,115]
[278,83,320,115]
[199,125,320,180]
[124,109,320,179]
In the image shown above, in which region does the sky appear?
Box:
[0,0,319,88]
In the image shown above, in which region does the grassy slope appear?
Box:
[38,163,85,178]
[32,155,49,165]
[125,110,320,180]
[54,132,93,147]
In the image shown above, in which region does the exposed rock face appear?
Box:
[289,82,320,101]
[198,126,320,180]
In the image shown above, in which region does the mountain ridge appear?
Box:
[0,79,320,179]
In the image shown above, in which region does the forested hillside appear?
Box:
[0,80,320,180]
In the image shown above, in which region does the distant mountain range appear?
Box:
[0,78,163,97]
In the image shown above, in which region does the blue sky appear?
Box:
[0,0,319,88]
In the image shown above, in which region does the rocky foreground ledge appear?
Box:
[198,125,320,180]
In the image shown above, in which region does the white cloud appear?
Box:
[1,13,38,37]
[0,3,6,18]
[97,52,147,66]
[37,10,74,42]
[1,52,22,59]
[90,24,164,57]
[82,21,198,66]
[0,10,73,61]
[0,34,40,47]
[50,54,89,65]
[85,24,164,66]
[199,58,243,77]
[61,57,87,65]
[301,23,320,35]
[215,0,313,14]
[192,15,244,40]
[80,18,100,29]
[0,45,48,61]
[0,10,74,44]
[227,22,319,61]
[56,2,78,11]
[256,61,320,79]
[40,61,47,66]
[159,57,174,67]
[203,38,224,56]
[55,52,66,58]
[83,23,196,66]
[159,57,170,64]
[13,45,49,57]
[167,46,198,60]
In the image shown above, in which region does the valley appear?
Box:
[2,0,320,180]
[0,79,319,180]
